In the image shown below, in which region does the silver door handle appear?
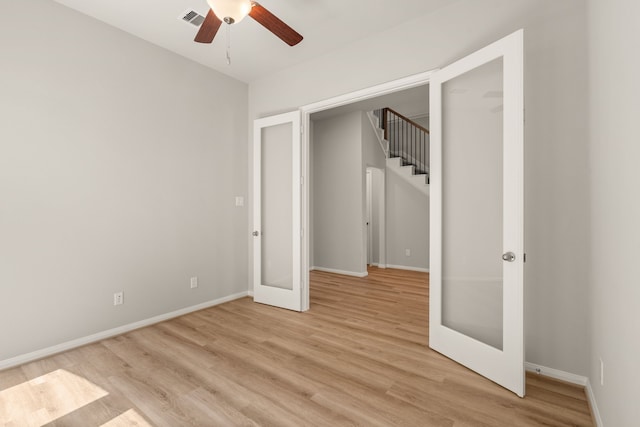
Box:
[502,252,516,262]
[252,231,260,237]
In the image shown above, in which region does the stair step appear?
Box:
[386,156,429,195]
[411,174,429,186]
[399,164,415,176]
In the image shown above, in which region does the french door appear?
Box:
[252,111,302,311]
[429,30,525,396]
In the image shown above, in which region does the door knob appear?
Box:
[502,252,516,262]
[252,231,260,237]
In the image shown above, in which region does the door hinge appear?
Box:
[524,253,527,263]
[301,176,304,186]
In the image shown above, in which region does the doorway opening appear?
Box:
[302,73,433,312]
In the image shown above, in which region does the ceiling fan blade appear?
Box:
[194,9,222,43]
[249,3,303,46]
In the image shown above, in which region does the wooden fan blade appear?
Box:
[194,9,222,43]
[249,3,303,46]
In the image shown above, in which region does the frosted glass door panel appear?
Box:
[261,123,293,290]
[441,58,504,350]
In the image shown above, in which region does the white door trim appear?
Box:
[366,169,373,266]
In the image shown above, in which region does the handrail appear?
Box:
[374,107,430,178]
[385,107,430,134]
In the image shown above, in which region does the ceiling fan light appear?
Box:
[207,0,252,24]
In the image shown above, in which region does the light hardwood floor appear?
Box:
[0,267,594,426]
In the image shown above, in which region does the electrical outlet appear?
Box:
[600,358,604,386]
[113,291,124,306]
[190,276,198,289]
[405,249,411,257]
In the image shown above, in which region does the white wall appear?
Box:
[0,0,248,361]
[587,0,640,425]
[312,111,364,274]
[386,171,429,270]
[249,0,590,376]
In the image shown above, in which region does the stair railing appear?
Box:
[374,108,429,178]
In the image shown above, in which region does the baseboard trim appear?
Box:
[248,290,254,297]
[385,264,430,273]
[585,379,604,427]
[524,362,588,386]
[0,291,249,371]
[525,362,601,426]
[311,266,368,277]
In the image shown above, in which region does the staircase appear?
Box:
[368,108,429,195]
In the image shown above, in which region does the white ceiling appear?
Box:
[53,0,458,83]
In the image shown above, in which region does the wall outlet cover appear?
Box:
[113,292,124,306]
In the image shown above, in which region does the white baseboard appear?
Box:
[385,264,429,273]
[524,362,588,385]
[585,379,603,427]
[311,266,368,277]
[0,291,250,371]
[248,290,254,297]
[525,362,601,426]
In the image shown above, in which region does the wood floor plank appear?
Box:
[0,267,594,426]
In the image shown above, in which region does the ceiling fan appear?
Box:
[195,0,303,46]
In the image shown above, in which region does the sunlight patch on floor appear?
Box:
[0,369,108,427]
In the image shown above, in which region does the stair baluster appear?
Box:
[374,107,429,183]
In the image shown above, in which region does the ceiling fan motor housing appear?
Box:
[207,0,253,24]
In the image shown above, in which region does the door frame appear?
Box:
[300,70,435,311]
[366,169,373,265]
[365,166,386,268]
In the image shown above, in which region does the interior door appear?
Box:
[253,111,302,311]
[429,30,524,396]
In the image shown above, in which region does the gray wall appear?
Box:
[362,113,387,170]
[249,0,590,376]
[385,171,429,270]
[312,112,365,274]
[587,0,640,425]
[384,111,430,273]
[312,111,386,275]
[0,0,248,361]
